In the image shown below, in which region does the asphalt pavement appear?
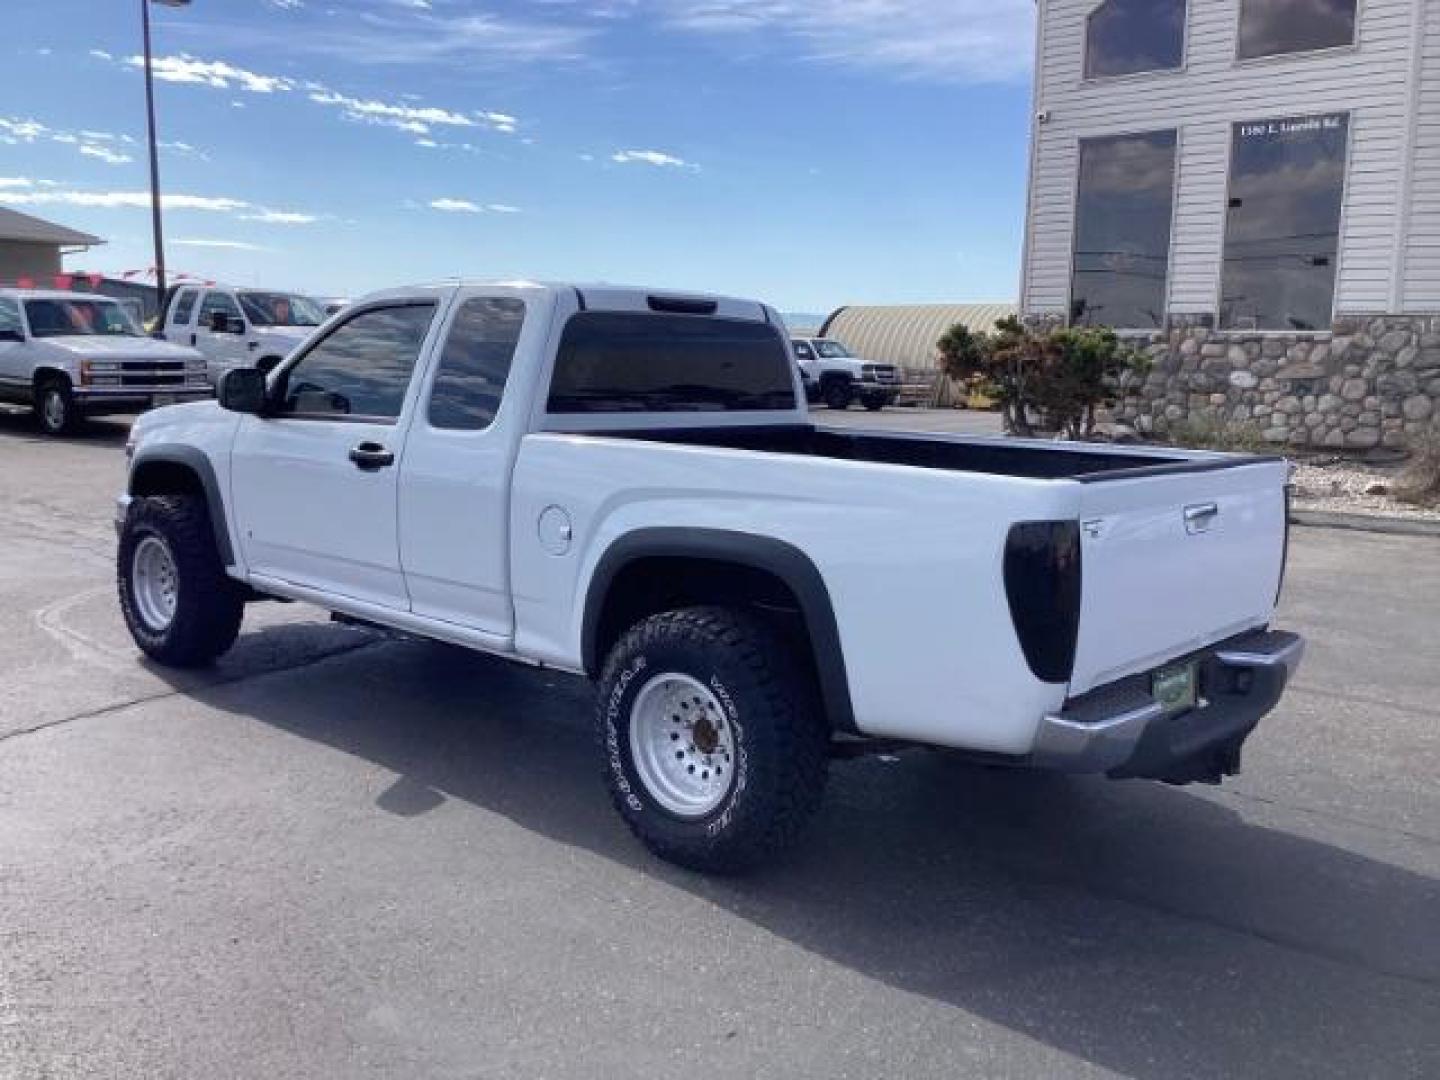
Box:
[0,407,1436,1079]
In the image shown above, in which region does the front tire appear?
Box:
[35,377,78,436]
[596,606,829,873]
[118,494,244,667]
[823,380,852,410]
[862,395,887,412]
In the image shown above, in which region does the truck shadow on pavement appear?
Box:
[192,634,1438,1080]
[0,408,133,445]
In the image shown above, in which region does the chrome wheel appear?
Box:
[40,387,68,432]
[131,535,179,632]
[629,672,736,818]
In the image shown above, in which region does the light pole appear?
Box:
[141,0,190,307]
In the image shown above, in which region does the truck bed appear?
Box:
[593,423,1279,481]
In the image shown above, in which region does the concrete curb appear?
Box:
[1290,508,1440,538]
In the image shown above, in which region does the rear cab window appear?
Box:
[547,312,796,414]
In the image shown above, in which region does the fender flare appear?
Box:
[128,444,236,567]
[582,527,857,733]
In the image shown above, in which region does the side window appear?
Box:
[1220,113,1349,331]
[1238,0,1355,60]
[427,297,525,431]
[793,342,815,361]
[170,288,198,327]
[276,303,436,421]
[1071,129,1177,328]
[1085,0,1186,79]
[198,290,242,327]
[0,297,23,337]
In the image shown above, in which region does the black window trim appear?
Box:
[1232,0,1360,64]
[1214,109,1352,333]
[1067,125,1181,332]
[1082,0,1190,83]
[270,299,440,426]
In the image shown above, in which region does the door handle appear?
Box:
[1184,502,1219,534]
[348,441,395,471]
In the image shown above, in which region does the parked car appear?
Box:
[791,336,900,410]
[116,281,1303,871]
[0,289,209,434]
[160,284,327,385]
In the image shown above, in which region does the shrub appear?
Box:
[936,316,1149,438]
[1394,423,1440,506]
[1156,415,1270,454]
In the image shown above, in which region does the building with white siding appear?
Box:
[1019,0,1440,447]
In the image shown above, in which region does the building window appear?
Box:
[1070,130,1177,328]
[1237,0,1356,60]
[1085,0,1186,78]
[1220,113,1349,331]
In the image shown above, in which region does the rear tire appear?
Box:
[118,494,244,667]
[596,606,829,873]
[34,377,78,436]
[862,395,886,412]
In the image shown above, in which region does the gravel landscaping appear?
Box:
[1289,456,1440,521]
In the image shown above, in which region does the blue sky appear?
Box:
[1,0,1035,314]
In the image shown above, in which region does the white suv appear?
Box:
[0,289,209,434]
[161,285,327,385]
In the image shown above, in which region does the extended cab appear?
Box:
[161,284,327,385]
[0,289,210,435]
[791,336,900,411]
[116,282,1304,871]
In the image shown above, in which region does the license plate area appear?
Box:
[1152,661,1198,715]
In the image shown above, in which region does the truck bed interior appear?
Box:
[593,424,1271,482]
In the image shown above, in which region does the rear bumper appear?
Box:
[1030,629,1304,783]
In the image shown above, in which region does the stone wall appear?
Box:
[1104,315,1440,449]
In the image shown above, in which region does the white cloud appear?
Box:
[486,203,521,214]
[553,0,1033,82]
[265,0,305,8]
[429,198,482,213]
[611,149,697,170]
[1,116,148,166]
[3,189,249,212]
[128,54,293,94]
[173,238,270,251]
[79,144,133,165]
[239,209,319,224]
[308,87,515,136]
[3,188,317,227]
[89,49,113,61]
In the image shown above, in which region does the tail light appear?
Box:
[1003,521,1082,684]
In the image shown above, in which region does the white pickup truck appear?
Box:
[160,284,326,385]
[115,282,1303,871]
[0,289,210,434]
[791,336,901,410]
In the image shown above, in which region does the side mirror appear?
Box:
[218,367,267,415]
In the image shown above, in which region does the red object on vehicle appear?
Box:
[54,274,73,290]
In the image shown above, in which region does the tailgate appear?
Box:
[1069,459,1289,695]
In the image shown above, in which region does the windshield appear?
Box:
[237,291,325,328]
[813,339,852,358]
[24,298,142,338]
